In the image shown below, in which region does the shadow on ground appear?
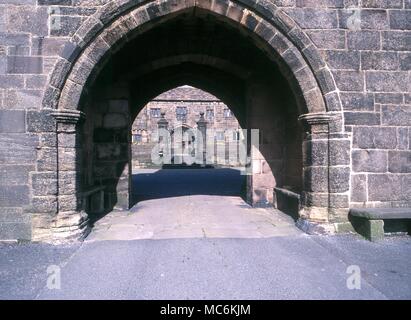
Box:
[130,167,246,206]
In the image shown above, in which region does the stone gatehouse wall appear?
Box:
[0,0,409,241]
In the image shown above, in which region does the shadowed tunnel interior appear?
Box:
[131,168,245,204]
[79,7,305,217]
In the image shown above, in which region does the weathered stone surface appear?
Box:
[32,172,58,196]
[388,151,411,173]
[344,112,380,125]
[352,150,387,172]
[347,31,380,50]
[340,92,374,111]
[0,165,32,186]
[303,167,328,192]
[353,127,397,149]
[27,109,56,132]
[381,105,411,126]
[368,174,411,201]
[325,50,360,70]
[329,166,350,193]
[0,110,25,133]
[329,139,350,165]
[333,70,364,91]
[361,51,399,70]
[0,185,30,207]
[7,56,43,74]
[351,174,367,202]
[0,134,38,165]
[366,71,409,92]
[303,139,327,166]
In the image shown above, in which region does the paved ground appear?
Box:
[1,234,411,300]
[1,168,411,300]
[88,168,300,240]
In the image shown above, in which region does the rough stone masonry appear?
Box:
[0,0,409,242]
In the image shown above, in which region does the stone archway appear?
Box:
[37,0,351,241]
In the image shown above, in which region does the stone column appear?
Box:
[298,112,351,232]
[51,110,88,241]
[196,112,207,165]
[299,113,333,223]
[157,111,169,161]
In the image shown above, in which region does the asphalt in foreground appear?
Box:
[1,234,410,300]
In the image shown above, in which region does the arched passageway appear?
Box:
[40,0,350,241]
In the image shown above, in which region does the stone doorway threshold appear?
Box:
[86,195,301,241]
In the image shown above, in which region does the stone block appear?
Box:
[366,71,409,92]
[37,148,58,171]
[352,218,385,242]
[340,92,374,111]
[329,139,350,166]
[285,8,338,29]
[0,75,24,89]
[333,70,364,91]
[351,174,367,202]
[27,109,56,132]
[389,10,411,30]
[25,75,47,89]
[7,6,48,36]
[325,50,360,70]
[399,52,411,70]
[368,174,411,201]
[329,166,350,193]
[353,127,397,149]
[0,110,25,133]
[50,15,82,37]
[388,151,411,173]
[361,51,399,70]
[0,221,31,240]
[344,112,380,125]
[329,194,349,209]
[303,166,328,193]
[0,185,30,207]
[306,30,345,49]
[3,90,43,109]
[347,31,380,50]
[382,31,411,51]
[7,56,43,74]
[374,93,403,104]
[362,0,402,8]
[32,172,58,196]
[352,150,387,173]
[398,128,408,150]
[0,134,38,165]
[382,105,411,126]
[303,139,328,166]
[0,165,32,186]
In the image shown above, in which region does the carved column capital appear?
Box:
[298,112,334,125]
[299,112,334,134]
[51,110,86,124]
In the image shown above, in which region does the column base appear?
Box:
[299,206,329,222]
[51,211,90,243]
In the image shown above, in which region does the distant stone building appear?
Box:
[131,86,242,168]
